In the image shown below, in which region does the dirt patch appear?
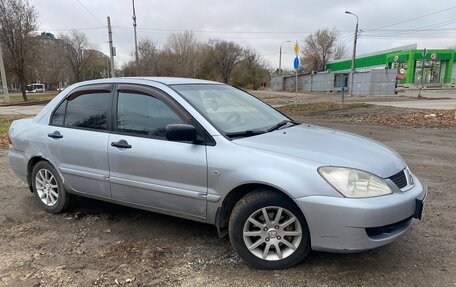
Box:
[280,104,456,128]
[351,109,456,128]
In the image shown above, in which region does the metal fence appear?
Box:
[272,69,396,96]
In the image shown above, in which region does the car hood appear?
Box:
[233,124,405,178]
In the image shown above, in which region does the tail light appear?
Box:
[6,134,12,146]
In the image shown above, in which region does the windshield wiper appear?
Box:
[225,130,266,139]
[266,120,298,132]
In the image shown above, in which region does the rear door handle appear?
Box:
[111,139,132,149]
[48,131,63,139]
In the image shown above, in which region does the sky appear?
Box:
[31,0,456,70]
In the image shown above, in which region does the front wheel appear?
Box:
[229,190,310,269]
[31,161,70,213]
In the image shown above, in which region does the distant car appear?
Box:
[8,77,426,269]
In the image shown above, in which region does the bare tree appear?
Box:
[334,44,347,61]
[124,39,171,77]
[29,33,71,89]
[0,0,37,100]
[300,28,347,73]
[233,48,269,90]
[60,31,94,83]
[166,31,198,77]
[210,40,244,83]
[194,43,217,80]
[84,50,109,80]
[137,39,158,75]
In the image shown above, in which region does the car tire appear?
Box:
[229,189,310,269]
[31,161,70,213]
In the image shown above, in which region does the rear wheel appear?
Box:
[31,161,70,213]
[229,190,310,269]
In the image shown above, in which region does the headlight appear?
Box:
[318,167,393,198]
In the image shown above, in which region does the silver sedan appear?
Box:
[8,77,426,269]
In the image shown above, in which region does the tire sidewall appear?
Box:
[31,161,67,213]
[229,192,310,269]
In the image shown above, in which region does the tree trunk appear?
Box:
[18,77,28,101]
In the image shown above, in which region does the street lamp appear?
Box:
[345,10,359,96]
[279,40,291,75]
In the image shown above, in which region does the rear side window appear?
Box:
[117,92,184,138]
[64,92,111,130]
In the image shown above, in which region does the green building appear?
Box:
[326,44,456,85]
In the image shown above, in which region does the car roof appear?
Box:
[134,77,222,85]
[88,77,223,86]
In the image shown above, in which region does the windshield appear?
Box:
[172,84,290,135]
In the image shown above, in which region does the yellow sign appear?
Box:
[294,41,299,55]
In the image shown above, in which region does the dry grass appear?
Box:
[0,115,29,149]
[0,92,57,105]
[278,102,372,114]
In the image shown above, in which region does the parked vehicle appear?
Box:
[8,77,426,269]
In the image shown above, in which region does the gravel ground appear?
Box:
[0,107,455,287]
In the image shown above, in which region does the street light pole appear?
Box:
[345,11,359,96]
[279,40,291,75]
[132,0,139,71]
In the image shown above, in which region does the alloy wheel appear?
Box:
[243,206,302,261]
[35,168,59,207]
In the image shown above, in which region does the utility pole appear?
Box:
[279,40,291,75]
[107,16,115,78]
[418,48,427,97]
[132,0,139,69]
[345,11,359,96]
[0,45,9,104]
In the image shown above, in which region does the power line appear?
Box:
[74,0,131,54]
[112,25,350,35]
[364,28,456,32]
[367,6,456,30]
[363,18,456,37]
[41,26,106,32]
[75,0,105,26]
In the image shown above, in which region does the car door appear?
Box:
[108,84,208,219]
[46,84,113,198]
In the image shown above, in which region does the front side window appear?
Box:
[116,92,184,138]
[172,84,289,135]
[64,92,111,130]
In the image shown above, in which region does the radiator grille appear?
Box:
[388,170,408,189]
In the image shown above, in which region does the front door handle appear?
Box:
[111,139,132,149]
[48,131,63,139]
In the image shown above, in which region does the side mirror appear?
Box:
[166,124,197,142]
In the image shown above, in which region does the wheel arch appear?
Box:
[214,183,305,238]
[27,156,51,192]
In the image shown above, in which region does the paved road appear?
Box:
[366,99,456,110]
[0,105,44,115]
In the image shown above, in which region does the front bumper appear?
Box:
[296,175,427,252]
